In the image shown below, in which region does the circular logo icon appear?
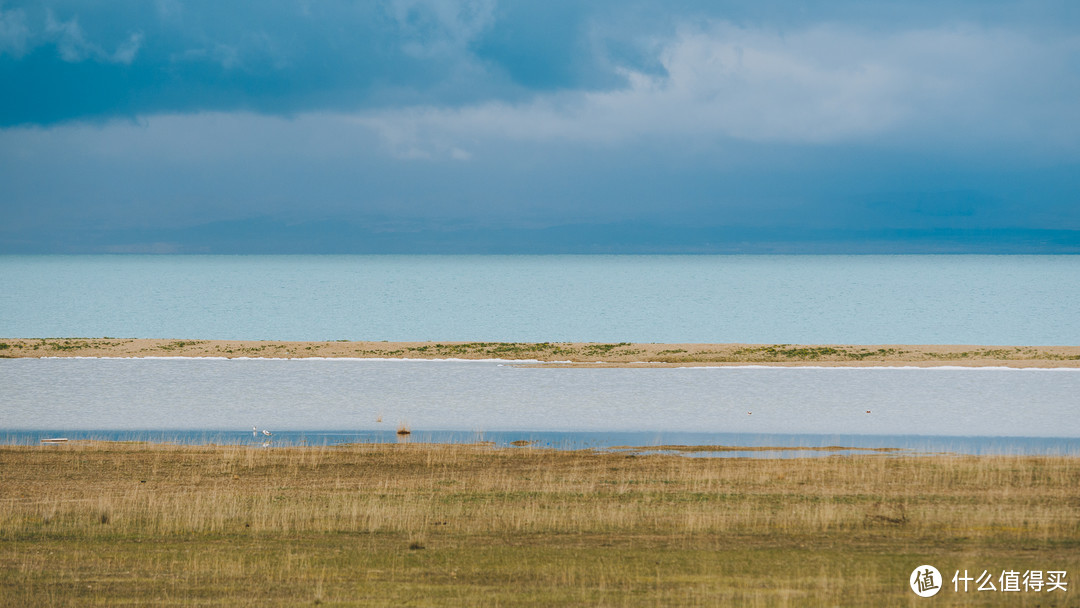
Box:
[910,565,942,597]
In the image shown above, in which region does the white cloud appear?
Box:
[154,0,184,21]
[0,5,29,58]
[45,11,92,61]
[388,0,496,57]
[44,10,143,64]
[354,21,1080,159]
[111,33,144,65]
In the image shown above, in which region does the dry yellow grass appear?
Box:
[1,442,1077,606]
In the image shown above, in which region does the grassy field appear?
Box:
[1,442,1077,606]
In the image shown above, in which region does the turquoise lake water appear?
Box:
[3,255,1079,451]
[2,254,1078,344]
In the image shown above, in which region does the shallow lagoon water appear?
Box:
[2,359,1078,455]
[5,429,1077,458]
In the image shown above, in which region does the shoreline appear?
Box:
[2,338,1079,367]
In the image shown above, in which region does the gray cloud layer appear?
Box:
[1,0,1078,252]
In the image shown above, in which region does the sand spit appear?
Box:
[2,338,1079,367]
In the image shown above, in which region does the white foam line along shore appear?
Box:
[27,356,1080,370]
[39,356,567,364]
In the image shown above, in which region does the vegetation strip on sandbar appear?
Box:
[2,338,1079,367]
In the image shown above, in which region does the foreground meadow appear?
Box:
[1,443,1077,606]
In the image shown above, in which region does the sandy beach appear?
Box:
[2,337,1078,367]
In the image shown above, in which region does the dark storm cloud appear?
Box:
[0,0,1078,252]
[3,0,1076,126]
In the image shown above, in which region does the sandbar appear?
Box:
[2,338,1079,367]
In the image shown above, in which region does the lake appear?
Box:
[3,254,1078,455]
[2,358,1078,455]
[2,254,1079,344]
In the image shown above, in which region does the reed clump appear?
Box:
[1,442,1077,605]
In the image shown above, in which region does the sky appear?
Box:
[1,0,1078,253]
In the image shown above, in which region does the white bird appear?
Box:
[252,425,258,438]
[262,429,272,437]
